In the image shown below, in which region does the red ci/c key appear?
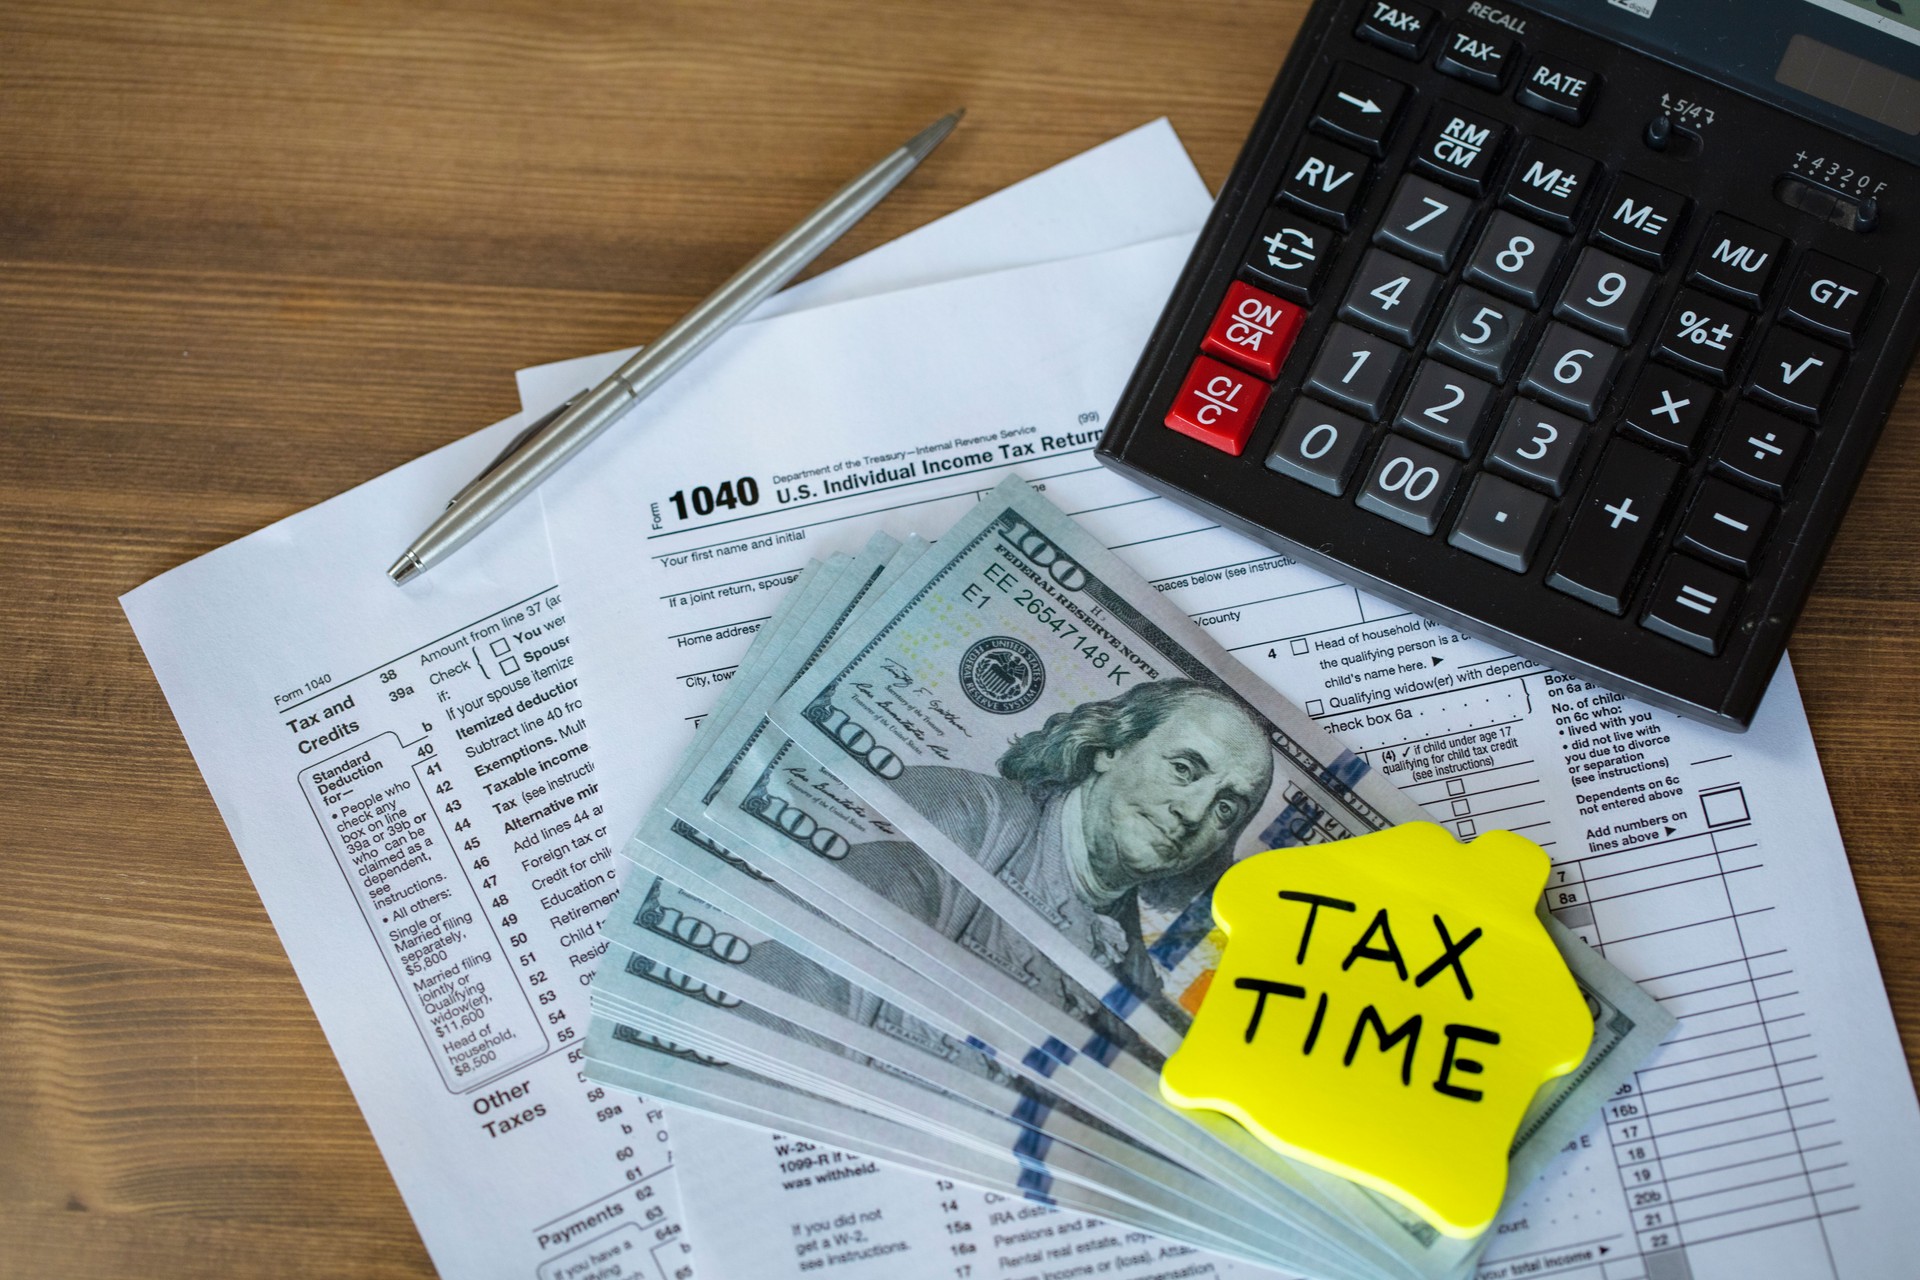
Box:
[1165,355,1272,455]
[1166,282,1303,454]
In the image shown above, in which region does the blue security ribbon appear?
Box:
[1011,1094,1054,1129]
[1099,980,1144,1020]
[1021,1036,1076,1076]
[1079,1031,1120,1066]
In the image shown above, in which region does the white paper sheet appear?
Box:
[514,118,1211,419]
[530,243,1920,1280]
[123,415,698,1280]
[119,121,1217,1280]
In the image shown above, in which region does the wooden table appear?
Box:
[4,2,1915,1275]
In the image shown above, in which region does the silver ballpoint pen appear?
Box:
[388,108,965,584]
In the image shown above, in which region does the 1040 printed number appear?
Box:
[666,476,760,520]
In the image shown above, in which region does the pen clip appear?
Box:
[446,391,586,510]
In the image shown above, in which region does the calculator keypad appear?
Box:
[1463,211,1563,306]
[1656,289,1749,382]
[1449,472,1551,570]
[1375,174,1474,268]
[1357,434,1461,532]
[1243,209,1338,300]
[1396,359,1494,456]
[1677,478,1772,574]
[1355,2,1438,61]
[1520,322,1622,420]
[1782,253,1876,344]
[1500,138,1596,231]
[1435,22,1516,90]
[1266,399,1371,494]
[1486,399,1585,495]
[1202,281,1307,379]
[1340,248,1444,343]
[1281,138,1374,227]
[1135,0,1907,724]
[1554,248,1654,343]
[1688,214,1783,304]
[1411,104,1505,193]
[1307,323,1409,418]
[1620,365,1715,457]
[1712,404,1807,495]
[1515,55,1597,124]
[1430,287,1526,380]
[1746,328,1843,421]
[1314,64,1412,155]
[1546,442,1679,613]
[1640,556,1742,655]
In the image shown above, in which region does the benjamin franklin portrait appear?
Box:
[840,679,1275,1034]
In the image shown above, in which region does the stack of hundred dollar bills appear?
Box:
[584,476,1673,1280]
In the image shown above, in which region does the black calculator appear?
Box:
[1098,0,1920,729]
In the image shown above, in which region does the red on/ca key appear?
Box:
[1201,280,1306,378]
[1165,354,1271,455]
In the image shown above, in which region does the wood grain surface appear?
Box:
[3,2,1915,1276]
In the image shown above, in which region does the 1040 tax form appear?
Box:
[523,240,1920,1280]
[120,121,1214,1280]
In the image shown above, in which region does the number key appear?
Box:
[1374,174,1474,269]
[1521,322,1622,420]
[1356,434,1461,534]
[1395,359,1493,457]
[1429,287,1527,381]
[1464,211,1564,307]
[1266,399,1372,495]
[1305,323,1409,420]
[1487,398,1585,495]
[1554,247,1654,343]
[1339,248,1442,344]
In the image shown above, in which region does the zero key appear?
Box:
[1546,441,1680,613]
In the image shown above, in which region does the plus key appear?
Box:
[1547,441,1681,613]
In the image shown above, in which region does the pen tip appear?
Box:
[388,551,423,585]
[904,109,966,162]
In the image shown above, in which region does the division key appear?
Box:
[1546,441,1680,614]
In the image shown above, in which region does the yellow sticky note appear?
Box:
[1160,822,1592,1239]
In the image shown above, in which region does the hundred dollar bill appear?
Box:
[756,477,1672,1275]
[591,871,1364,1275]
[589,939,1323,1270]
[648,540,1409,1278]
[585,1017,1292,1266]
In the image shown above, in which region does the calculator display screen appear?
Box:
[1800,0,1920,43]
[1530,0,1920,162]
[1776,33,1920,133]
